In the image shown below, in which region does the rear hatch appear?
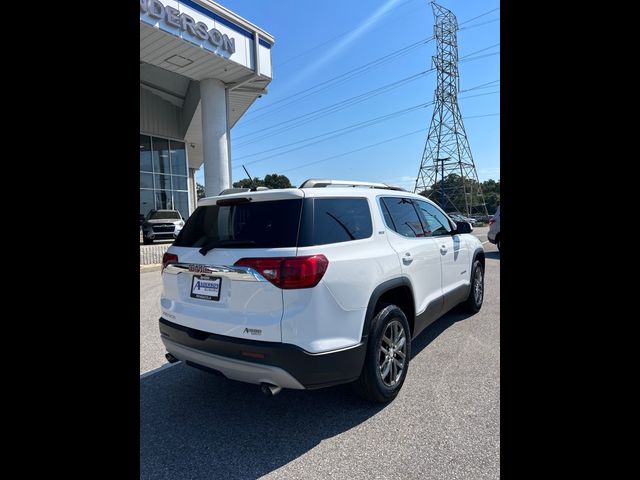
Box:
[161,190,304,342]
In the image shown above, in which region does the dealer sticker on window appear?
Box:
[190,275,221,301]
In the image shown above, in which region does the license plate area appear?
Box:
[190,274,221,301]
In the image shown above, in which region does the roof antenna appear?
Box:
[242,165,256,190]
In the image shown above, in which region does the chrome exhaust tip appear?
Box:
[260,383,282,396]
[165,352,180,364]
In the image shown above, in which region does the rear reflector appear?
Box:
[241,351,266,359]
[162,252,179,273]
[234,255,329,289]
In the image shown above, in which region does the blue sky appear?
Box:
[196,0,499,190]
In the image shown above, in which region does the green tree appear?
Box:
[263,174,293,189]
[232,177,265,188]
[418,174,499,215]
[232,173,292,189]
[196,182,205,199]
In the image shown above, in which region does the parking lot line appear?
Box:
[140,361,180,380]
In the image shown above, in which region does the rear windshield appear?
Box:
[174,199,303,249]
[149,211,181,220]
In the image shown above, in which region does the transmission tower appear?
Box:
[414,2,488,217]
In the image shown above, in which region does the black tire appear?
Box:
[354,304,411,403]
[462,259,484,313]
[496,235,501,251]
[143,236,153,245]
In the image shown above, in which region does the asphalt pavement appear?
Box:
[140,226,499,479]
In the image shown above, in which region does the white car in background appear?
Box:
[488,206,500,251]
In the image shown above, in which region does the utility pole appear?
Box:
[414,1,488,217]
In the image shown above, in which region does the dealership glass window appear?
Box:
[140,135,152,172]
[140,172,153,190]
[140,190,155,217]
[171,175,188,191]
[140,134,189,219]
[170,141,187,176]
[174,192,189,219]
[152,137,171,174]
[154,174,172,191]
[155,191,173,210]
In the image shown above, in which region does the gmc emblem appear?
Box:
[189,265,208,273]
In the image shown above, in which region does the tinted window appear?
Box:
[380,197,425,238]
[149,211,181,220]
[415,200,452,236]
[311,198,372,245]
[175,199,303,249]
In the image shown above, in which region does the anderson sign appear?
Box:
[140,0,236,55]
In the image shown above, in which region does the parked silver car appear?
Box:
[488,206,500,251]
[141,209,184,244]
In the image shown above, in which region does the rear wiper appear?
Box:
[326,212,355,240]
[199,239,257,256]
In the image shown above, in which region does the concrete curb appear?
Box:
[140,264,161,272]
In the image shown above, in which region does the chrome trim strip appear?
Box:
[163,262,267,282]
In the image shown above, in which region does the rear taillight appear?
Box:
[234,255,329,289]
[162,252,179,273]
[489,218,495,225]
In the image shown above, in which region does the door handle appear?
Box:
[402,252,413,265]
[440,245,447,254]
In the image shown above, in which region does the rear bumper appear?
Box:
[159,318,366,389]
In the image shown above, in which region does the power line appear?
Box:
[459,52,500,64]
[460,17,500,30]
[235,102,434,166]
[458,7,499,26]
[460,79,500,93]
[461,43,500,58]
[241,38,433,122]
[238,45,498,144]
[244,7,501,120]
[279,128,427,174]
[465,113,500,119]
[277,111,499,175]
[235,70,434,147]
[234,89,499,170]
[278,113,500,174]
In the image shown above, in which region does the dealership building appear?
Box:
[140,0,274,219]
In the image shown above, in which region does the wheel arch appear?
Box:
[472,247,485,271]
[361,278,416,341]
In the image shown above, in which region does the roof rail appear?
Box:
[299,179,406,191]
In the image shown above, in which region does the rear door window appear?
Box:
[380,197,426,237]
[298,198,373,246]
[174,199,303,248]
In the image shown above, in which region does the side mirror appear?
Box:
[454,221,472,234]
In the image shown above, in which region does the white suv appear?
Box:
[159,179,485,403]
